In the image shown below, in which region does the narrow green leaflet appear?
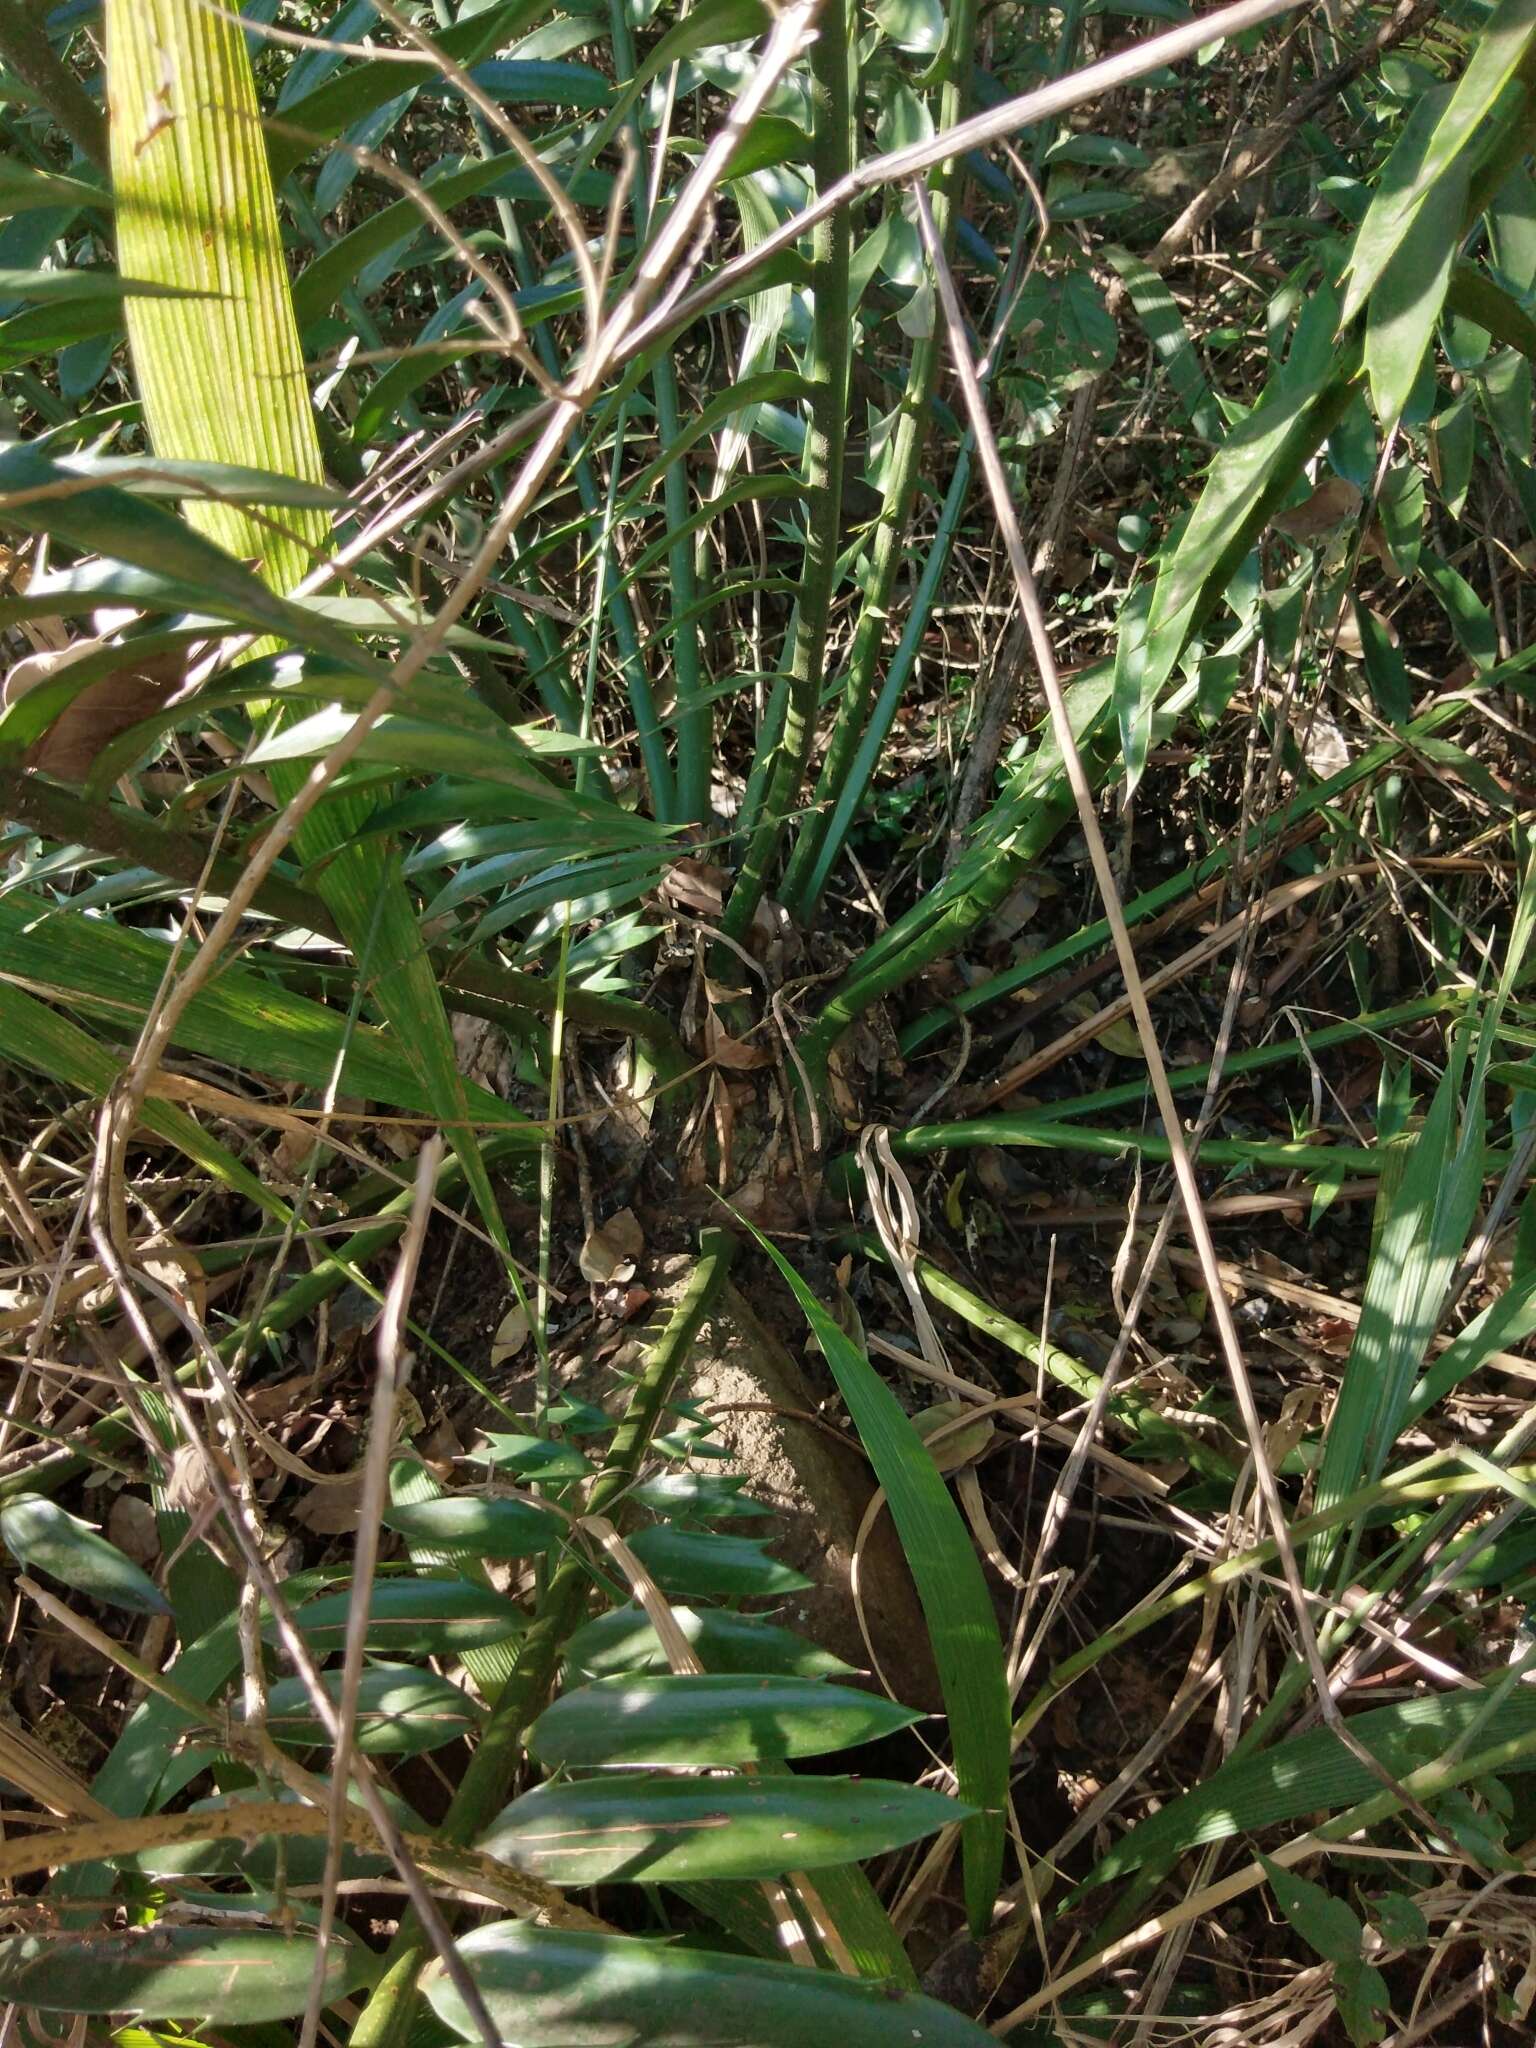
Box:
[422,1921,994,2047]
[624,1524,813,1594]
[0,981,287,1219]
[528,1674,921,1768]
[251,1664,483,1755]
[1104,245,1224,440]
[1076,1685,1536,1893]
[278,1578,526,1654]
[748,1231,1011,1936]
[0,893,536,1141]
[1367,157,1468,427]
[474,1433,593,1479]
[629,1473,771,1519]
[1311,1045,1483,1585]
[1341,0,1536,326]
[0,1496,170,1616]
[0,1930,371,2022]
[479,1776,970,1885]
[564,1603,857,1680]
[381,1496,560,1558]
[127,1784,408,1884]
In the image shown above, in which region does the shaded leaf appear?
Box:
[0,1929,370,2022]
[423,1920,994,2047]
[0,1496,170,1616]
[253,1663,483,1755]
[479,1774,969,1885]
[382,1496,560,1559]
[564,1603,857,1681]
[529,1674,921,1767]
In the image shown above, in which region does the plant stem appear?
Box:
[719,0,851,942]
[347,1227,739,2048]
[779,0,978,919]
[0,0,107,168]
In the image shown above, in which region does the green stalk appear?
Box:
[719,0,851,942]
[1045,995,1460,1124]
[834,1116,1384,1185]
[779,0,977,918]
[0,2,106,168]
[602,0,708,823]
[898,701,1470,1058]
[348,1228,739,2048]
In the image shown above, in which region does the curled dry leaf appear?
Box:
[579,1206,645,1285]
[1271,476,1361,546]
[658,856,730,916]
[4,638,187,782]
[912,1399,995,1475]
[491,1301,531,1367]
[703,1010,771,1072]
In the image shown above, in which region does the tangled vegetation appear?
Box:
[1,0,1535,2042]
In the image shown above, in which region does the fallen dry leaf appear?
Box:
[704,1010,771,1071]
[658,856,729,916]
[5,639,187,782]
[579,1205,645,1284]
[1272,476,1361,546]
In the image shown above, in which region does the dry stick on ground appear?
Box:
[909,175,1444,1883]
[300,1134,444,2048]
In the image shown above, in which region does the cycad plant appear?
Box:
[3,0,1536,2041]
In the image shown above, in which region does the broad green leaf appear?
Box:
[752,1234,1011,1938]
[479,1775,969,1885]
[1010,265,1117,393]
[1261,1858,1390,2047]
[1420,547,1499,669]
[1341,2,1536,326]
[0,1496,170,1616]
[1076,1684,1536,1893]
[1104,245,1223,440]
[1429,389,1476,516]
[564,1603,857,1680]
[0,268,204,304]
[382,1496,560,1558]
[252,1663,483,1754]
[1367,158,1468,427]
[0,442,339,653]
[624,1524,812,1595]
[423,1921,994,2046]
[529,1674,921,1768]
[1310,1044,1482,1584]
[1153,372,1330,641]
[0,1929,370,2022]
[0,162,112,215]
[278,1578,526,1654]
[38,451,346,507]
[267,0,555,182]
